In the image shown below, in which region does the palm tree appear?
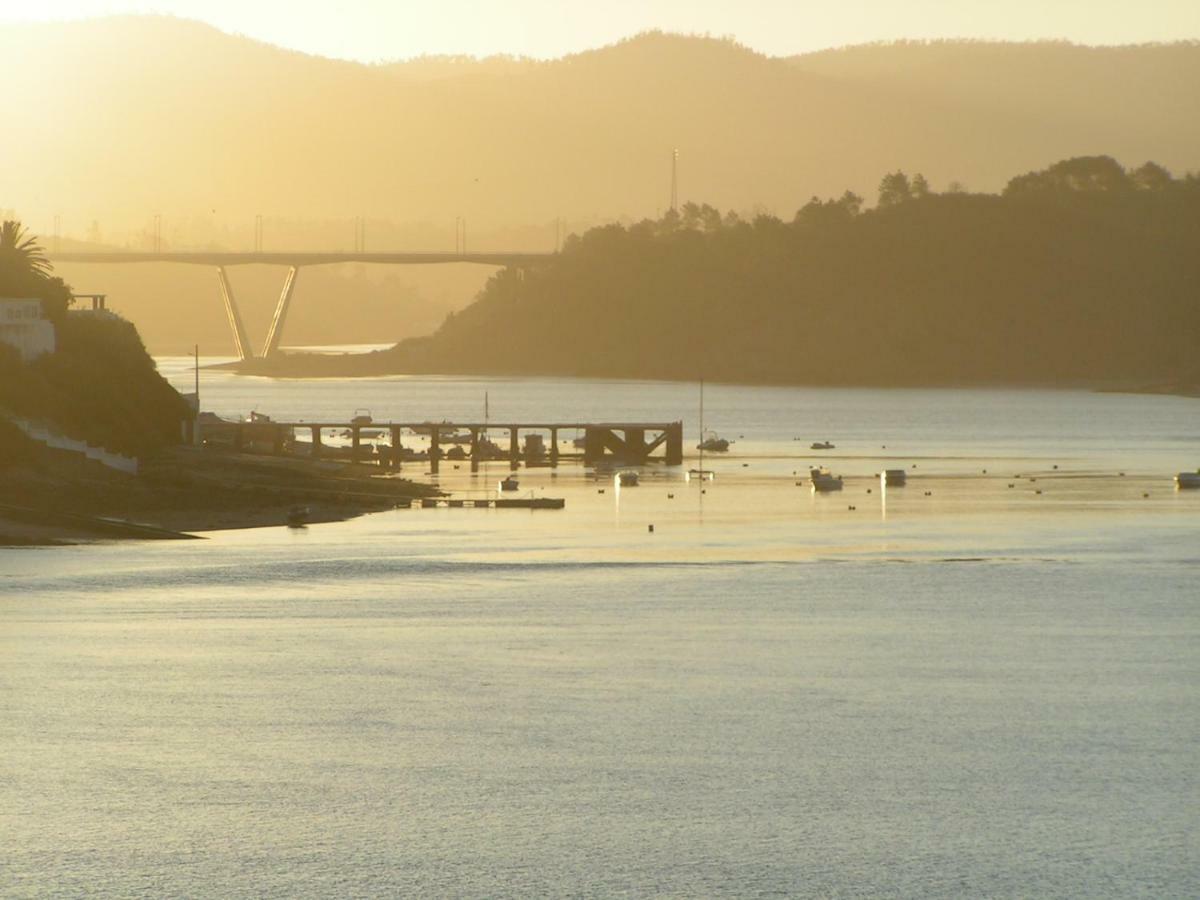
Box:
[0,220,51,279]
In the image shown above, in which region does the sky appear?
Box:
[3,0,1199,61]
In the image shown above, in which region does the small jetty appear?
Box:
[198,419,684,473]
[406,496,565,510]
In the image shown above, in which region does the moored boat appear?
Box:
[810,466,844,491]
[1176,471,1200,489]
[882,469,907,486]
[617,471,640,487]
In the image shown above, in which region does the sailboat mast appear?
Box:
[698,378,704,475]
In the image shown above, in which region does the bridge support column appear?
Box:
[429,428,440,474]
[310,426,322,458]
[550,428,559,467]
[215,266,254,362]
[470,427,481,472]
[261,266,300,358]
[509,427,520,470]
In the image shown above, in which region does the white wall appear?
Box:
[0,298,56,363]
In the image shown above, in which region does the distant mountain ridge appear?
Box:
[5,16,1199,239]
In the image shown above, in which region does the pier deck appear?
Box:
[197,420,684,471]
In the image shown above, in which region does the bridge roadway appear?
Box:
[49,250,554,267]
[49,249,555,360]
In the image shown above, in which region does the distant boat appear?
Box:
[351,408,373,426]
[617,471,640,487]
[686,468,714,481]
[811,441,835,450]
[882,469,907,486]
[810,467,844,491]
[1176,472,1200,489]
[499,475,520,492]
[697,431,731,452]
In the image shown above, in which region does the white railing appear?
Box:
[6,415,139,475]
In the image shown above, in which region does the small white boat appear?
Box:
[882,469,907,486]
[686,468,714,482]
[499,475,520,492]
[617,471,640,487]
[351,408,373,426]
[1176,472,1200,489]
[810,467,844,491]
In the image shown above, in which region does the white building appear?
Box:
[0,298,56,363]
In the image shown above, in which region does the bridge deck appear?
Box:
[50,251,553,267]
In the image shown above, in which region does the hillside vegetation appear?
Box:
[5,19,1199,233]
[0,313,191,457]
[291,156,1200,388]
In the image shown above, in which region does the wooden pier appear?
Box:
[198,420,684,471]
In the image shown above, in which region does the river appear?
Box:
[2,361,1197,896]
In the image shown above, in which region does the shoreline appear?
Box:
[212,355,1200,400]
[0,446,440,547]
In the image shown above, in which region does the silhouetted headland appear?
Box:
[236,157,1200,392]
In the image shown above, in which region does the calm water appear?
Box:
[2,364,1198,897]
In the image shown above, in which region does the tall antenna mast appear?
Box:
[670,148,679,212]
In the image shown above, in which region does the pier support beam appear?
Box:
[509,426,520,470]
[664,422,683,466]
[550,427,559,467]
[469,427,481,472]
[430,428,440,474]
[216,266,254,361]
[261,266,300,358]
[310,426,322,458]
[389,425,402,470]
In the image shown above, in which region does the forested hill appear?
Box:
[5,18,1200,233]
[330,156,1200,388]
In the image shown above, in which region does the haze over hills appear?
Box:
[5,16,1199,353]
[6,16,1199,236]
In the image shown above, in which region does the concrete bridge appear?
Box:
[50,250,555,361]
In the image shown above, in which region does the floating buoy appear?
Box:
[598,488,605,494]
[1008,483,1015,488]
[1035,490,1042,495]
[1053,464,1058,470]
[866,488,872,494]
[648,524,654,533]
[667,493,674,499]
[1144,492,1150,498]
[848,505,856,510]
[982,469,987,474]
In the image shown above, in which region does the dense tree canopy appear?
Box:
[367,157,1200,388]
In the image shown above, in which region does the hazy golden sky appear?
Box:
[5,0,1199,60]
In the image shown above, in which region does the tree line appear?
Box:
[367,156,1200,389]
